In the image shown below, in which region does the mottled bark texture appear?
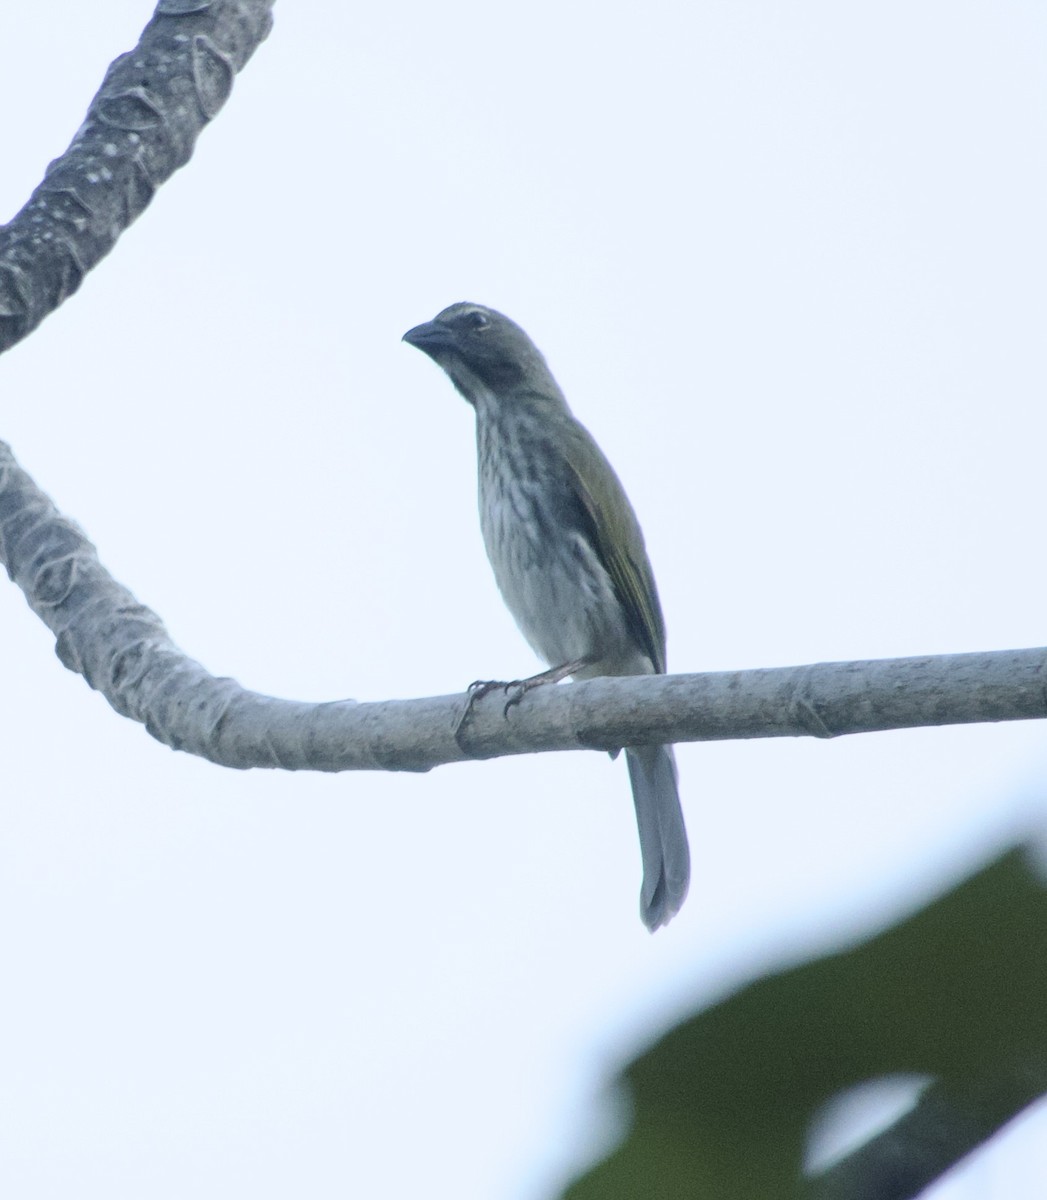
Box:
[0,0,275,354]
[1,10,1046,1196]
[3,439,1046,772]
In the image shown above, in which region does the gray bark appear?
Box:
[1,6,1045,1199]
[0,0,274,355]
[2,436,1045,773]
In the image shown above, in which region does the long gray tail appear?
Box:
[625,743,690,931]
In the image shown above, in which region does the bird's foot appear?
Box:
[453,659,591,746]
[499,659,589,716]
[464,678,509,703]
[452,679,505,745]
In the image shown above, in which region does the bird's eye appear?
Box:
[465,310,490,331]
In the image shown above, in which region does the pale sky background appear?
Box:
[1,2,1046,1196]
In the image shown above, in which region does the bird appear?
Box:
[402,302,689,930]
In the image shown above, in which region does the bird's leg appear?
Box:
[453,658,591,744]
[500,658,591,715]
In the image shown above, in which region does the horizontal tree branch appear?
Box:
[5,9,1038,1200]
[0,0,274,355]
[2,438,1045,773]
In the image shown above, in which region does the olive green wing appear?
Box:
[561,419,667,675]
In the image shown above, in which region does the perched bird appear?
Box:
[403,302,689,930]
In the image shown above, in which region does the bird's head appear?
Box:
[403,302,558,406]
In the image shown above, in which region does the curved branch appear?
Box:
[5,7,1041,1199]
[0,0,275,355]
[2,439,1045,774]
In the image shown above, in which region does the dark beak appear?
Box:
[402,320,454,355]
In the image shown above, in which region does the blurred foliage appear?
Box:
[563,846,1047,1200]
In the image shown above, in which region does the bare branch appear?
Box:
[3,7,1041,1199]
[2,439,1045,773]
[0,0,275,356]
